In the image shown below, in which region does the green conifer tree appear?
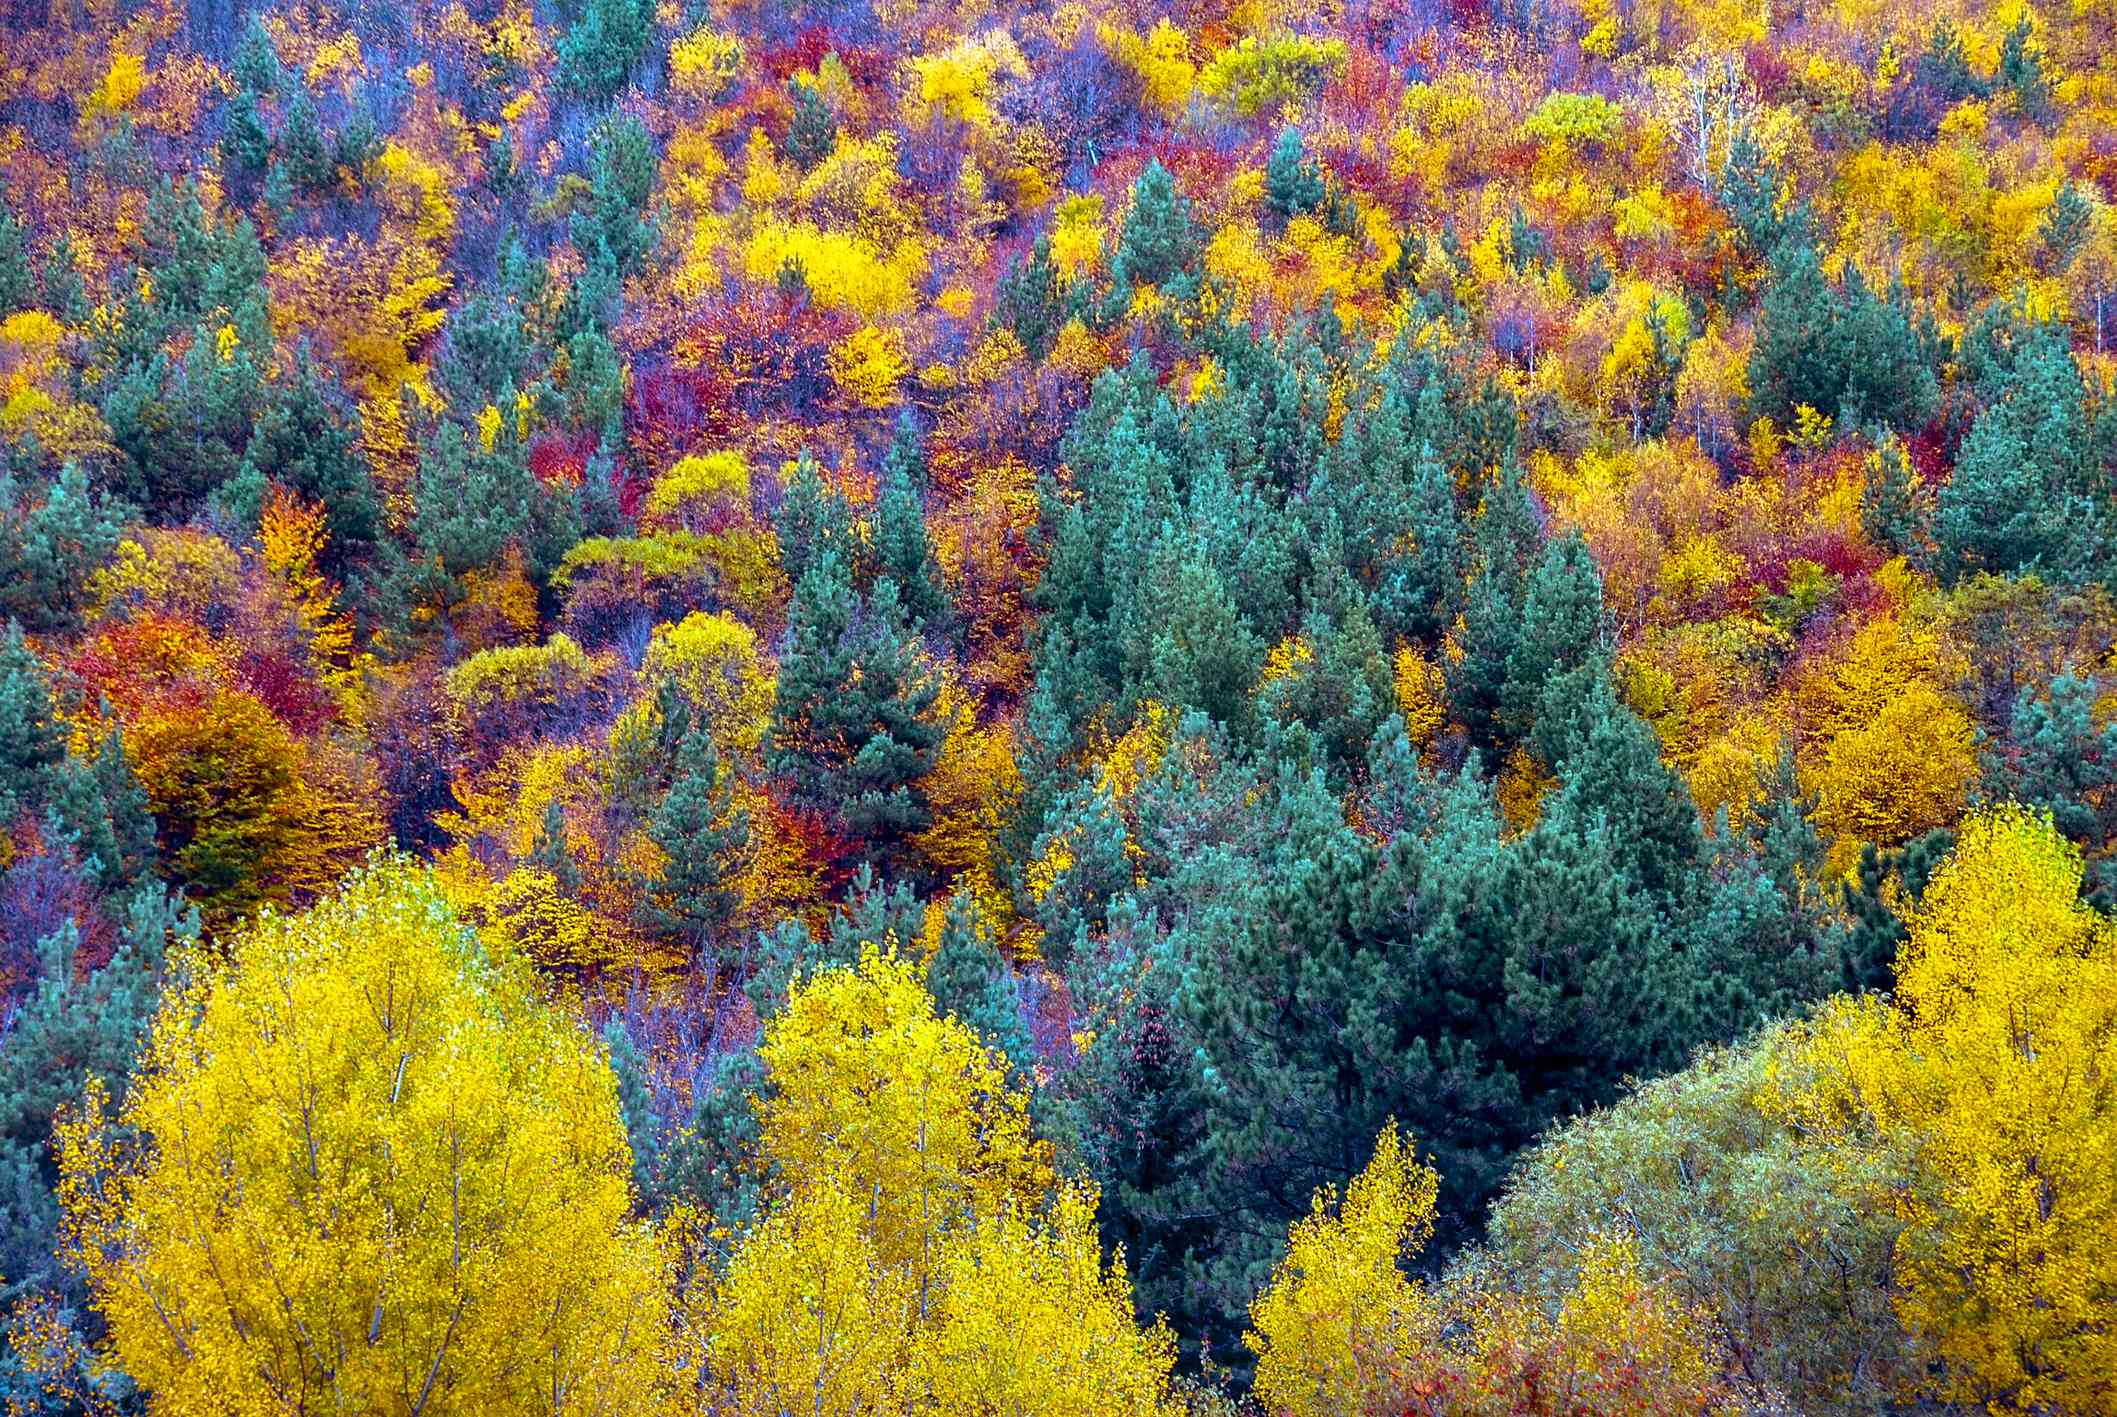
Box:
[764,556,942,873]
[0,208,33,315]
[637,728,750,975]
[924,893,1034,1076]
[784,79,837,168]
[871,413,948,632]
[1263,127,1325,228]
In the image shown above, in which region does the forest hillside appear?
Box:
[2,0,2116,1409]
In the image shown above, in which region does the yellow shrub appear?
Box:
[828,324,909,408]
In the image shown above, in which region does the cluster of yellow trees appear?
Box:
[47,803,2117,1414]
[53,865,1176,1415]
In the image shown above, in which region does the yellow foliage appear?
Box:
[1050,194,1106,278]
[443,633,606,730]
[681,950,1175,1413]
[259,487,357,692]
[1810,681,1976,867]
[79,49,147,133]
[912,673,1022,919]
[829,324,910,408]
[1526,1232,1733,1404]
[373,140,457,247]
[682,1175,915,1416]
[742,125,788,207]
[478,865,638,979]
[1092,700,1177,805]
[86,531,242,626]
[1108,18,1197,117]
[911,1182,1178,1415]
[1261,634,1316,686]
[756,948,1053,1279]
[1392,647,1449,749]
[1765,808,2117,1412]
[904,30,1029,131]
[743,221,926,317]
[669,25,744,100]
[1685,718,1785,826]
[1496,745,1557,835]
[642,451,752,532]
[1248,1122,1444,1417]
[57,862,667,1415]
[1196,32,1348,118]
[631,610,776,760]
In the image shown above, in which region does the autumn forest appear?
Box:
[0,0,2114,1409]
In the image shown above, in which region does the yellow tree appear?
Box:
[752,948,1052,1290]
[680,949,1178,1415]
[1249,1124,1736,1417]
[1766,807,2117,1412]
[910,1182,1176,1416]
[58,862,667,1417]
[682,1177,914,1417]
[1247,1122,1450,1417]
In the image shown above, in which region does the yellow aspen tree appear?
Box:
[909,1182,1178,1415]
[57,862,667,1417]
[685,951,1178,1414]
[1247,1122,1450,1417]
[682,1177,915,1417]
[1766,807,2117,1412]
[753,947,1052,1288]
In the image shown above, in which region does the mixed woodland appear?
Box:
[2,0,2117,1408]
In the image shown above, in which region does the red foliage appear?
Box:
[757,27,891,86]
[1745,45,1793,101]
[626,358,735,504]
[528,430,599,488]
[236,649,335,738]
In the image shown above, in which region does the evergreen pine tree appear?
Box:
[995,235,1062,361]
[433,292,531,413]
[232,13,281,95]
[1264,127,1324,228]
[1107,160,1200,310]
[244,346,380,563]
[218,84,271,184]
[600,1017,662,1204]
[411,413,540,585]
[0,621,65,823]
[574,114,659,279]
[557,0,654,99]
[656,1049,765,1247]
[637,728,750,975]
[1986,670,2117,901]
[1998,16,2053,123]
[765,556,943,872]
[39,235,86,325]
[564,325,627,444]
[1449,461,1540,752]
[1750,242,1937,432]
[871,413,948,632]
[50,719,157,891]
[0,208,33,315]
[785,79,837,168]
[0,463,123,635]
[1502,531,1607,743]
[771,450,851,591]
[1373,443,1467,645]
[1860,434,1930,561]
[0,884,192,1302]
[925,892,1034,1076]
[2038,182,2094,274]
[279,88,333,191]
[1934,324,2091,582]
[527,797,583,894]
[1839,829,1954,993]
